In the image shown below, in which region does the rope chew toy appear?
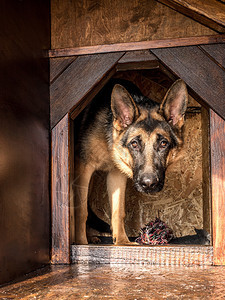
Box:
[135,218,174,245]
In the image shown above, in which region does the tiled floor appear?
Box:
[1,264,225,299]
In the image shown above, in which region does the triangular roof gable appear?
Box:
[50,45,225,128]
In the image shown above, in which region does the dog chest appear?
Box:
[86,135,114,172]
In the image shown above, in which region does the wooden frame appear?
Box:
[210,110,225,265]
[51,114,71,264]
[49,34,225,58]
[51,40,225,265]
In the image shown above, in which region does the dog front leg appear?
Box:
[107,169,130,245]
[74,163,94,245]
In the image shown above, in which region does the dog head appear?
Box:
[111,79,188,194]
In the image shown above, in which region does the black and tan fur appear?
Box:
[74,79,188,245]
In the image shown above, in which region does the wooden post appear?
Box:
[51,114,71,264]
[210,110,225,265]
[201,107,211,234]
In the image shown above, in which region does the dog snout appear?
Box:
[141,174,158,189]
[138,173,162,193]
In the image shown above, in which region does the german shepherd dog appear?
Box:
[74,78,188,245]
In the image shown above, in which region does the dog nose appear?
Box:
[140,175,159,191]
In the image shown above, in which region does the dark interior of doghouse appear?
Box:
[72,68,211,246]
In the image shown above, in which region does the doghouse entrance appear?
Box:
[71,68,211,250]
[51,47,225,266]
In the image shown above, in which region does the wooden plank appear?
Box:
[70,66,116,120]
[51,0,215,49]
[72,245,213,266]
[201,107,211,235]
[200,44,225,69]
[50,57,76,83]
[151,46,225,120]
[49,34,225,58]
[51,114,71,264]
[117,50,158,64]
[210,110,225,265]
[50,52,124,128]
[117,50,159,71]
[157,0,225,32]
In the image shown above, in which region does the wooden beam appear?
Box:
[51,114,71,264]
[116,50,159,71]
[210,110,225,265]
[200,44,225,69]
[157,0,225,32]
[72,245,213,266]
[48,34,225,58]
[70,67,116,120]
[50,57,77,84]
[201,107,211,235]
[151,46,225,120]
[50,52,124,128]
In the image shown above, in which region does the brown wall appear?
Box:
[0,1,50,284]
[51,0,215,49]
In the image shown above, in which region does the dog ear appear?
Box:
[111,84,139,130]
[160,79,188,129]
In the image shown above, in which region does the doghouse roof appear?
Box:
[50,45,225,128]
[50,0,225,128]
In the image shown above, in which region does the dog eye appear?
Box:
[159,140,169,149]
[131,140,139,149]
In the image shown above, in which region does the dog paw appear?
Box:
[88,236,101,244]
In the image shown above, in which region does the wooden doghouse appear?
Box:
[50,1,225,266]
[1,0,225,285]
[50,44,225,266]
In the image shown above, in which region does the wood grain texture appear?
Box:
[49,34,225,57]
[70,67,116,120]
[201,107,211,234]
[118,50,157,64]
[116,50,159,71]
[200,43,225,69]
[51,0,215,49]
[157,0,225,32]
[51,114,71,264]
[72,245,213,266]
[151,46,225,120]
[50,52,124,128]
[0,0,50,285]
[50,57,77,83]
[210,110,225,265]
[3,264,225,299]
